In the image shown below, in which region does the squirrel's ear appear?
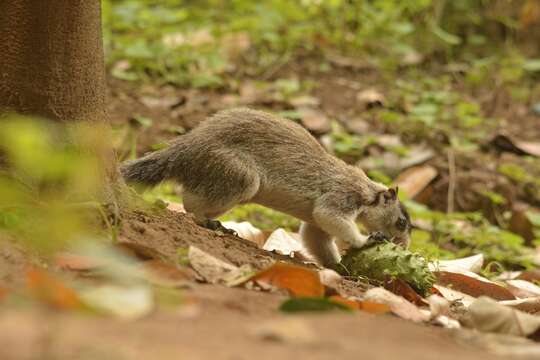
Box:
[383,187,398,203]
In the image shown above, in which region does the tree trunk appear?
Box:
[0,0,107,123]
[0,0,130,206]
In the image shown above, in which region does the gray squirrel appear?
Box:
[121,108,411,266]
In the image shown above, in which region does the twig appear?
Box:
[447,148,456,213]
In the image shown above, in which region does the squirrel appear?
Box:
[121,108,411,266]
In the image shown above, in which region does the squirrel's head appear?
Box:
[360,187,411,247]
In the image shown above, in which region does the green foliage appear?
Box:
[0,116,108,252]
[220,204,300,231]
[405,200,535,270]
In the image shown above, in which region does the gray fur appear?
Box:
[121,108,411,266]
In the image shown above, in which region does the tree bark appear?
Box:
[0,0,107,123]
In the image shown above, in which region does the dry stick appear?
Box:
[447,148,456,214]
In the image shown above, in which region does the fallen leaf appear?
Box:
[433,284,476,307]
[506,279,540,298]
[262,228,303,257]
[491,134,540,157]
[318,268,343,292]
[167,202,186,213]
[518,269,540,283]
[358,300,392,314]
[435,272,515,301]
[188,246,238,284]
[80,284,153,320]
[328,295,361,310]
[26,269,81,309]
[297,107,331,134]
[394,165,438,198]
[462,297,540,339]
[429,254,484,274]
[279,297,352,312]
[356,88,385,108]
[249,263,324,297]
[222,221,266,247]
[55,252,103,271]
[343,117,369,135]
[290,95,320,108]
[509,203,535,243]
[500,297,540,314]
[363,287,429,323]
[384,278,427,306]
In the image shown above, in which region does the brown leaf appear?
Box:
[26,268,81,309]
[435,271,515,301]
[297,107,331,135]
[521,0,540,27]
[518,269,540,283]
[356,88,385,108]
[500,298,540,314]
[509,203,535,244]
[54,252,102,271]
[394,165,438,198]
[384,278,427,306]
[491,134,540,157]
[249,263,324,297]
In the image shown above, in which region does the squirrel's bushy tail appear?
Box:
[120,147,174,186]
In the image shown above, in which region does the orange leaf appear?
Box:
[329,295,360,310]
[384,278,427,306]
[26,268,81,309]
[249,263,324,297]
[358,301,392,314]
[435,271,515,301]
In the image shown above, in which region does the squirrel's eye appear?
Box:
[396,217,408,231]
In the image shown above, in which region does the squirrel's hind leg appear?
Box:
[300,222,341,267]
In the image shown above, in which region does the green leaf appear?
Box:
[279,297,352,313]
[431,26,461,45]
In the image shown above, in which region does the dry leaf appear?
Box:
[55,252,103,271]
[263,228,303,257]
[222,221,266,247]
[363,287,429,322]
[429,254,484,274]
[433,284,476,307]
[297,107,331,134]
[167,202,186,213]
[509,203,536,243]
[80,284,153,320]
[188,246,238,284]
[318,268,343,291]
[248,262,324,297]
[435,271,515,301]
[358,300,392,314]
[394,164,438,198]
[506,279,540,298]
[384,278,427,306]
[500,297,540,314]
[491,134,540,157]
[356,88,385,108]
[328,295,361,310]
[26,269,81,309]
[462,297,540,339]
[290,95,320,108]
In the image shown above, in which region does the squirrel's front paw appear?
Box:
[366,231,389,245]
